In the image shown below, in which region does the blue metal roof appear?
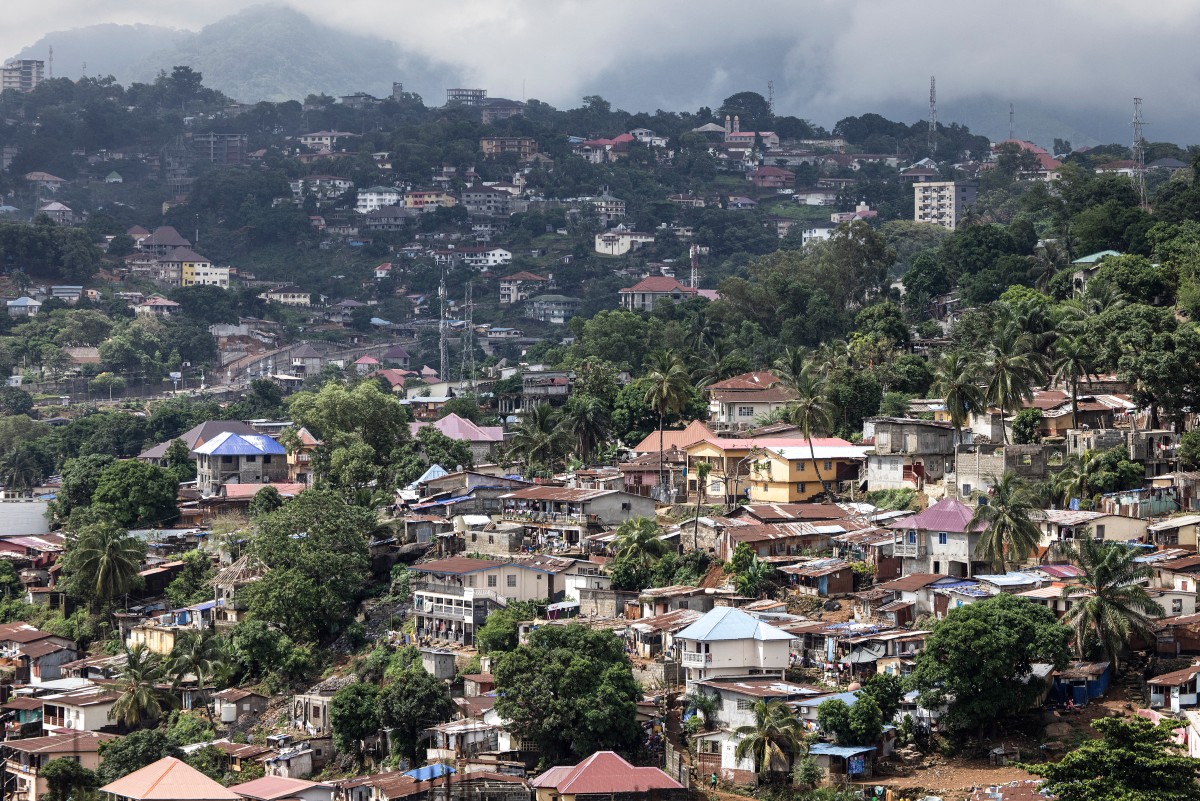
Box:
[675,606,794,642]
[810,743,876,757]
[404,764,455,781]
[194,432,286,456]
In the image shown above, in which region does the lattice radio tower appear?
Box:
[1009,103,1015,141]
[767,81,775,115]
[458,281,476,389]
[438,269,449,382]
[689,243,699,289]
[1132,97,1148,208]
[927,76,937,157]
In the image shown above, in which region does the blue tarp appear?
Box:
[405,764,455,781]
[810,743,876,758]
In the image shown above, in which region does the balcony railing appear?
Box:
[893,540,924,558]
[680,651,712,666]
[501,510,592,526]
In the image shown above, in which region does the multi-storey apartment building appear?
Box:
[913,181,977,229]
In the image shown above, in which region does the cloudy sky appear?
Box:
[4,0,1199,142]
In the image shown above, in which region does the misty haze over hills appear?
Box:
[9,4,1176,149]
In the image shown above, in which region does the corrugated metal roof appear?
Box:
[675,606,793,641]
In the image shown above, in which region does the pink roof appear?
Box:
[631,420,713,453]
[501,271,548,282]
[691,435,854,451]
[228,776,323,801]
[354,356,379,365]
[707,372,781,391]
[221,483,308,500]
[532,751,683,794]
[410,413,504,443]
[889,498,982,533]
[99,757,240,801]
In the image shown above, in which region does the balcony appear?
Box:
[501,510,593,527]
[412,582,503,604]
[681,651,712,666]
[893,539,924,558]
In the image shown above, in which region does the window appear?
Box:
[466,576,475,587]
[1173,599,1184,615]
[907,530,917,544]
[263,455,272,464]
[933,561,941,574]
[1095,524,1106,539]
[222,455,234,464]
[823,460,833,471]
[487,575,497,587]
[738,406,755,417]
[245,455,257,463]
[796,482,806,493]
[938,532,948,545]
[736,699,755,710]
[506,574,517,587]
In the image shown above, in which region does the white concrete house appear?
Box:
[673,606,793,687]
[1149,664,1200,713]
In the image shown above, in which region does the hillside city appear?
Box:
[0,53,1196,801]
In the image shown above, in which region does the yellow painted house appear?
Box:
[685,436,868,503]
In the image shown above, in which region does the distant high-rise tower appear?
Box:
[1132,97,1148,208]
[928,76,937,157]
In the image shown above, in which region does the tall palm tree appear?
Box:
[613,517,671,567]
[1051,334,1097,430]
[968,472,1043,572]
[642,350,692,494]
[734,699,805,783]
[170,629,224,720]
[1060,536,1164,672]
[986,330,1038,444]
[506,403,569,475]
[782,367,836,499]
[63,521,145,609]
[110,645,167,729]
[560,394,609,466]
[932,351,985,446]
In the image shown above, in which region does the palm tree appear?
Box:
[1053,451,1101,509]
[932,351,985,446]
[735,556,775,597]
[63,521,145,609]
[782,367,836,499]
[691,461,713,551]
[986,330,1038,444]
[613,517,670,567]
[506,403,569,475]
[642,350,692,494]
[560,394,609,466]
[110,645,167,729]
[1060,536,1163,672]
[170,629,224,720]
[1051,335,1097,430]
[734,699,805,783]
[968,472,1043,572]
[685,691,720,730]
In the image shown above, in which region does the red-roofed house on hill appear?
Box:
[100,756,241,801]
[889,497,990,577]
[704,372,792,430]
[618,276,699,311]
[749,166,795,190]
[499,271,550,304]
[410,413,505,462]
[531,751,685,801]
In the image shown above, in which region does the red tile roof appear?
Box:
[409,557,508,575]
[630,420,712,454]
[99,756,241,801]
[532,751,683,794]
[619,276,696,294]
[705,371,781,391]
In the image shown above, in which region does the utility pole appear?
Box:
[1132,97,1148,209]
[459,281,475,390]
[438,269,449,382]
[928,76,937,157]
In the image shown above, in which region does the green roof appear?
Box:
[529,295,580,303]
[1071,249,1121,265]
